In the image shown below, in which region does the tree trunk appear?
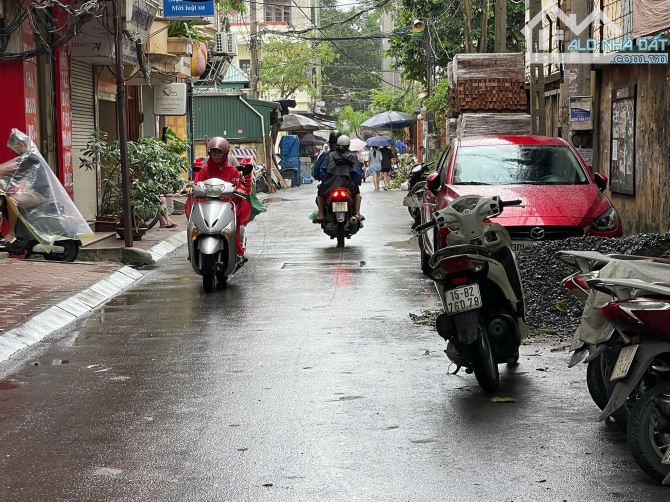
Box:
[463,0,474,53]
[480,0,490,53]
[494,0,507,53]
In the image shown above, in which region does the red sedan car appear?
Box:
[418,135,622,272]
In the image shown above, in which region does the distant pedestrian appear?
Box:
[380,146,394,190]
[368,146,382,191]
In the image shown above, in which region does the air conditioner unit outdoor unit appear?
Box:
[214,32,237,55]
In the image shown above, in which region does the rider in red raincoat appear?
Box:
[188,137,252,257]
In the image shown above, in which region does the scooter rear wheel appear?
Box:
[44,240,79,262]
[336,222,345,248]
[470,321,500,393]
[627,381,670,483]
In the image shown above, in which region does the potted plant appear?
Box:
[80,130,188,240]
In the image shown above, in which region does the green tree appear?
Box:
[387,0,526,85]
[336,106,371,136]
[319,0,384,112]
[369,83,423,114]
[259,37,335,99]
[423,78,449,117]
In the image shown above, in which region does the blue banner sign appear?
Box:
[164,0,215,17]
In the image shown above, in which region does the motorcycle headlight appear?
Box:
[593,207,618,230]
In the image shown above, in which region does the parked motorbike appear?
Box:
[415,195,526,392]
[187,178,247,292]
[0,129,90,261]
[561,252,670,429]
[403,161,432,229]
[0,195,82,261]
[319,187,362,248]
[586,276,670,485]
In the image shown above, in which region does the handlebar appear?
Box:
[500,199,522,208]
[413,219,437,234]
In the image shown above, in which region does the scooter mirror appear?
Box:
[426,172,441,194]
[192,157,205,173]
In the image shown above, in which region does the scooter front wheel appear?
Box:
[202,254,217,293]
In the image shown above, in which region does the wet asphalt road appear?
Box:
[0,183,666,502]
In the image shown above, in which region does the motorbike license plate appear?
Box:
[610,344,639,382]
[332,202,348,212]
[445,284,482,314]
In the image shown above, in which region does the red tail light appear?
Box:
[563,274,590,292]
[441,256,487,274]
[601,301,634,322]
[330,189,350,201]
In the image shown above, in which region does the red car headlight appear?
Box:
[592,207,618,231]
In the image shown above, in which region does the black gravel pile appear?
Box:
[516,233,670,337]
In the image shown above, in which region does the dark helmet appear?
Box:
[328,130,341,148]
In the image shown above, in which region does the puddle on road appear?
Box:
[281,260,367,270]
[387,237,419,251]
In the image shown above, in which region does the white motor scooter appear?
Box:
[187,178,247,292]
[415,195,526,392]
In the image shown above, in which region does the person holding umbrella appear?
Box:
[368,146,382,191]
[380,145,395,190]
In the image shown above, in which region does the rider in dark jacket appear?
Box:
[314,135,363,222]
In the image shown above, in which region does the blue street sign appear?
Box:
[163,0,215,17]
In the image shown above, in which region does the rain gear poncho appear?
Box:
[0,129,91,245]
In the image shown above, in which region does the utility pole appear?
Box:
[529,0,546,135]
[463,0,473,53]
[480,0,489,53]
[113,1,132,248]
[494,0,507,52]
[249,0,259,99]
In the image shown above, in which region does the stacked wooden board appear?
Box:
[450,53,527,117]
[456,113,531,138]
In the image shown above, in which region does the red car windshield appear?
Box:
[453,145,589,185]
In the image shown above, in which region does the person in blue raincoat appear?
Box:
[313,134,363,223]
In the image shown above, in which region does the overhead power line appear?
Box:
[263,0,390,35]
[263,30,408,41]
[286,0,405,90]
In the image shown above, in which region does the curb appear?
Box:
[0,232,188,365]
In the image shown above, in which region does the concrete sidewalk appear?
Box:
[0,211,188,364]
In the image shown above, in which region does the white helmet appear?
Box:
[336,135,351,149]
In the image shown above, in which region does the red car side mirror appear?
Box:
[594,172,608,192]
[426,172,441,194]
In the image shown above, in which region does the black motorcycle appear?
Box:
[319,187,362,248]
[403,162,432,228]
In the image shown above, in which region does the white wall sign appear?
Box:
[154,83,187,115]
